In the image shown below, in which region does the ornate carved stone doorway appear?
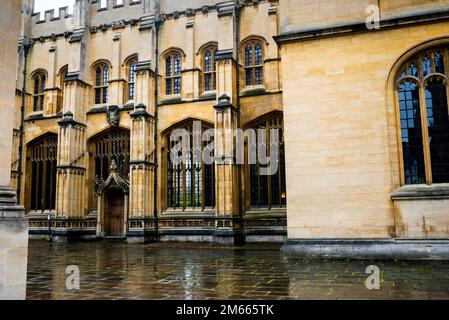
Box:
[96,161,129,238]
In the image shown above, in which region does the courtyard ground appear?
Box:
[26,240,449,300]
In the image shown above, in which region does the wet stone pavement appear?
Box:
[26,240,449,300]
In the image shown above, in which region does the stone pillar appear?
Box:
[213,2,243,245]
[128,12,158,242]
[128,104,157,243]
[0,0,27,300]
[53,0,93,241]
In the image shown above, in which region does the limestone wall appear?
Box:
[279,0,449,34]
[280,18,449,239]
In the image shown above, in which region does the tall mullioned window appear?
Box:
[28,134,57,211]
[248,114,287,209]
[244,42,264,86]
[58,66,68,114]
[203,47,217,92]
[92,128,130,183]
[166,122,215,211]
[94,64,109,104]
[128,60,137,101]
[32,72,46,111]
[166,53,181,95]
[396,47,449,184]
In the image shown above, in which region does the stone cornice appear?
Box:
[274,10,449,45]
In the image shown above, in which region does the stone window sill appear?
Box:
[162,209,215,217]
[240,86,266,97]
[244,208,286,218]
[391,184,449,200]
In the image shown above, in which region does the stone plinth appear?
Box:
[0,187,27,300]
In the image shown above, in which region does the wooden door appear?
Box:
[106,189,124,237]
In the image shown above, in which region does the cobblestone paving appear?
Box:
[26,240,449,300]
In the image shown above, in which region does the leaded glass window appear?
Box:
[94,64,109,104]
[28,134,57,211]
[166,53,182,95]
[396,46,449,184]
[166,122,214,210]
[244,42,264,86]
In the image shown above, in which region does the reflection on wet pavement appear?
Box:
[26,240,449,300]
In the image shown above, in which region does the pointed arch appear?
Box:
[162,118,215,211]
[244,111,286,209]
[26,133,58,212]
[389,38,449,185]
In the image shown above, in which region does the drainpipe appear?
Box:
[235,3,243,218]
[153,18,161,240]
[17,39,32,205]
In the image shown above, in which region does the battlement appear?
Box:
[32,6,72,23]
[27,0,266,38]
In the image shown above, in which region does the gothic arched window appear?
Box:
[92,128,130,184]
[244,41,264,87]
[128,60,137,101]
[94,63,109,104]
[28,134,57,211]
[203,47,217,92]
[58,66,68,114]
[396,47,449,184]
[165,53,181,95]
[165,121,215,210]
[248,114,286,209]
[32,71,46,111]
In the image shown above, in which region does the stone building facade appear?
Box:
[11,0,449,257]
[14,0,285,244]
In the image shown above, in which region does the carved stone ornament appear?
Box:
[107,105,120,127]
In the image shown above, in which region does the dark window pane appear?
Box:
[174,55,181,76]
[103,87,108,103]
[103,67,109,85]
[166,79,172,95]
[204,50,212,72]
[95,88,101,104]
[96,67,102,86]
[434,53,445,74]
[129,83,135,100]
[255,67,263,85]
[255,44,263,65]
[408,63,418,77]
[246,69,253,86]
[423,56,431,76]
[34,77,40,94]
[174,77,181,94]
[33,96,39,111]
[245,45,252,67]
[166,57,172,76]
[425,78,449,183]
[398,81,426,184]
[205,74,212,91]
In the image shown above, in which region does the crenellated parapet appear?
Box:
[26,1,277,40]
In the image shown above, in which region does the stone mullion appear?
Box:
[56,112,87,222]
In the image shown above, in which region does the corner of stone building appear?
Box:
[0,186,27,300]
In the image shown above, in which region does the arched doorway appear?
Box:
[96,161,129,238]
